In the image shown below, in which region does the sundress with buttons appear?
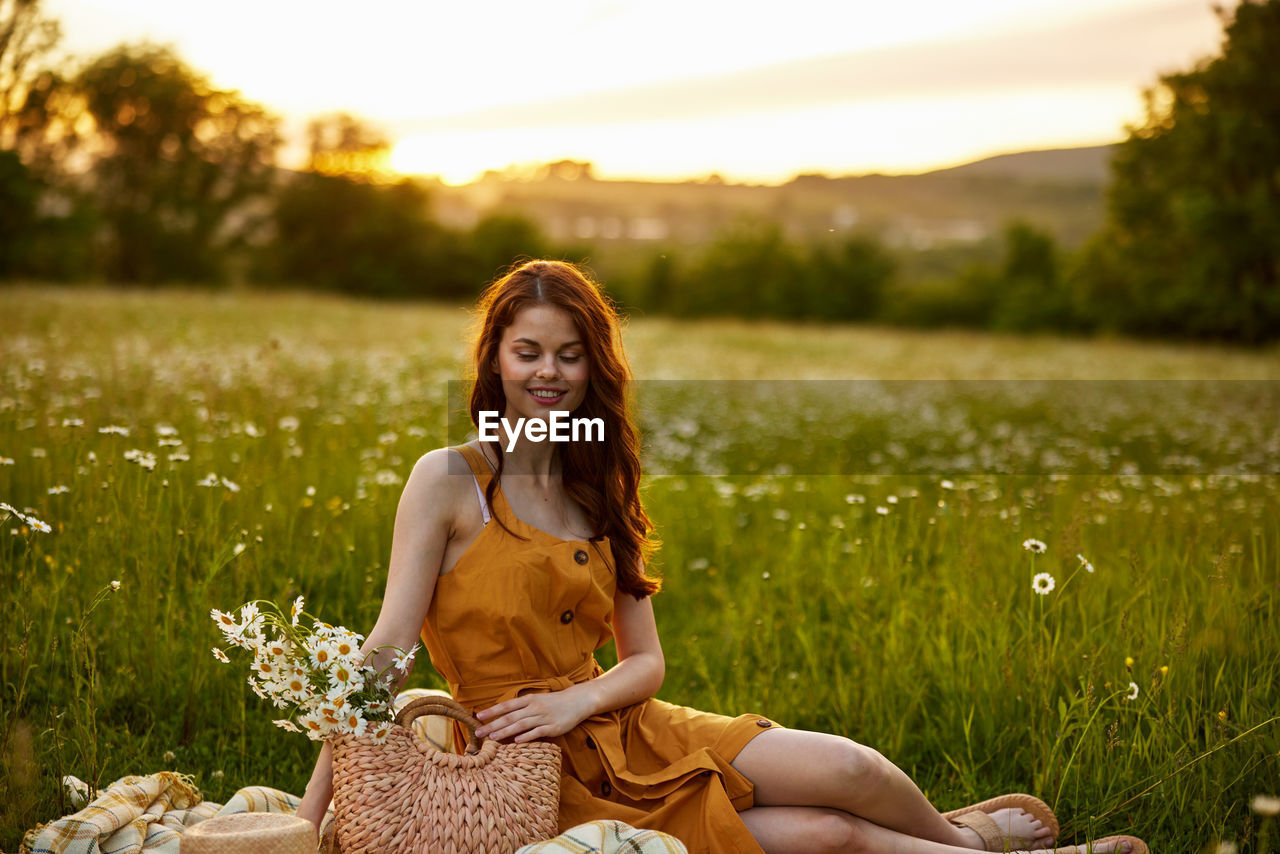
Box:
[418,443,783,854]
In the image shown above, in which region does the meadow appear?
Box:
[2,284,1278,853]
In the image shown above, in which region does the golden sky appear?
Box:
[44,0,1234,184]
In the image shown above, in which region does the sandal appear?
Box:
[943,793,1061,850]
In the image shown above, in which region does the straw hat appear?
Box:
[183,812,317,854]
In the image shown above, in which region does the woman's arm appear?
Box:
[474,566,665,743]
[293,448,461,834]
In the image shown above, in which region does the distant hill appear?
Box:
[919,144,1115,183]
[428,143,1116,268]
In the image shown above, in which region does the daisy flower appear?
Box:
[298,710,329,740]
[309,639,339,669]
[1077,553,1095,573]
[1251,795,1280,817]
[327,661,359,693]
[290,595,305,626]
[1125,681,1140,701]
[211,647,230,664]
[1022,538,1047,554]
[211,609,238,632]
[331,634,362,661]
[1032,572,1056,595]
[392,643,419,673]
[337,709,368,737]
[367,720,392,744]
[273,719,301,733]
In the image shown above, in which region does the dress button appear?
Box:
[560,609,574,624]
[601,780,612,797]
[574,549,589,564]
[585,736,596,750]
[757,720,772,727]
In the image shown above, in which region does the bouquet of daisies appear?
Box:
[210,596,418,745]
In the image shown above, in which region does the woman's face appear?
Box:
[491,304,590,421]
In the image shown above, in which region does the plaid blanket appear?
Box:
[20,687,687,854]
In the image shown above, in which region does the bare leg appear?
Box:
[738,805,1134,854]
[731,729,1054,849]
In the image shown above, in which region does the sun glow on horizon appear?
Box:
[388,85,1142,185]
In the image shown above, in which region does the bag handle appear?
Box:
[395,695,486,755]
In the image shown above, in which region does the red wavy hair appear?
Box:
[465,259,661,599]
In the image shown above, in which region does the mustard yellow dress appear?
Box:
[418,444,783,854]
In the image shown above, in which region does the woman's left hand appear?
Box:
[473,688,594,743]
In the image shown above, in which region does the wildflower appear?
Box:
[232,542,246,557]
[211,770,223,780]
[211,609,238,633]
[940,480,955,490]
[1125,681,1139,700]
[337,709,368,736]
[197,472,221,487]
[220,476,240,493]
[47,485,70,495]
[273,719,302,733]
[328,661,358,693]
[212,647,230,663]
[163,750,176,763]
[875,506,889,516]
[367,720,392,745]
[1032,572,1055,595]
[392,643,419,674]
[1022,539,1047,554]
[290,595,305,626]
[1077,553,1095,573]
[1160,665,1169,676]
[168,452,189,462]
[1251,795,1280,816]
[280,674,310,702]
[98,425,130,436]
[123,449,157,470]
[278,415,300,432]
[845,494,865,504]
[309,640,338,669]
[110,580,121,592]
[62,417,84,427]
[0,457,13,465]
[331,633,362,661]
[1215,843,1239,854]
[1125,656,1134,670]
[1218,710,1228,721]
[886,495,898,504]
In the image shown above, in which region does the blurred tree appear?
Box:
[808,234,896,321]
[689,218,804,318]
[469,213,550,285]
[306,111,393,181]
[1079,0,1280,343]
[0,0,60,149]
[73,43,282,283]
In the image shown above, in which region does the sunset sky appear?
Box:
[42,0,1236,184]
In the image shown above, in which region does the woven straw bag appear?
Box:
[329,694,562,854]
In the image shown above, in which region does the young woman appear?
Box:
[294,260,1145,854]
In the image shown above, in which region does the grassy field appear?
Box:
[2,284,1278,853]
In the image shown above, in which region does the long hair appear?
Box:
[465,259,661,599]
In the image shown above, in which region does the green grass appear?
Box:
[2,284,1278,852]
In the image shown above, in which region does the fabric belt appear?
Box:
[450,656,605,714]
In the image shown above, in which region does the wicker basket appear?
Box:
[329,695,562,854]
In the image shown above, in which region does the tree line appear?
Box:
[1,0,1277,343]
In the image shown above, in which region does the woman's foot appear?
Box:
[953,807,1057,850]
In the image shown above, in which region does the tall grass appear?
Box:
[2,284,1277,852]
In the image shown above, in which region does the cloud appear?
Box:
[391,0,1223,134]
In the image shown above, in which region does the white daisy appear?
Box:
[392,643,419,674]
[336,709,368,736]
[367,720,392,744]
[232,542,246,557]
[290,595,305,626]
[1023,539,1047,554]
[211,647,230,663]
[1251,795,1280,817]
[273,719,301,733]
[309,640,338,669]
[327,661,359,693]
[875,506,889,516]
[1032,572,1056,595]
[47,485,70,495]
[331,634,361,661]
[1077,553,1095,573]
[110,580,121,591]
[1125,681,1140,701]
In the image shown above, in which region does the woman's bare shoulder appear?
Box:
[402,447,472,530]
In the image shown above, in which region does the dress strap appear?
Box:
[453,444,496,525]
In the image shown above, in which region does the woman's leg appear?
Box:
[737,805,1132,854]
[730,728,1054,849]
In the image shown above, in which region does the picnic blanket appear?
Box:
[20,772,687,854]
[20,691,688,854]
